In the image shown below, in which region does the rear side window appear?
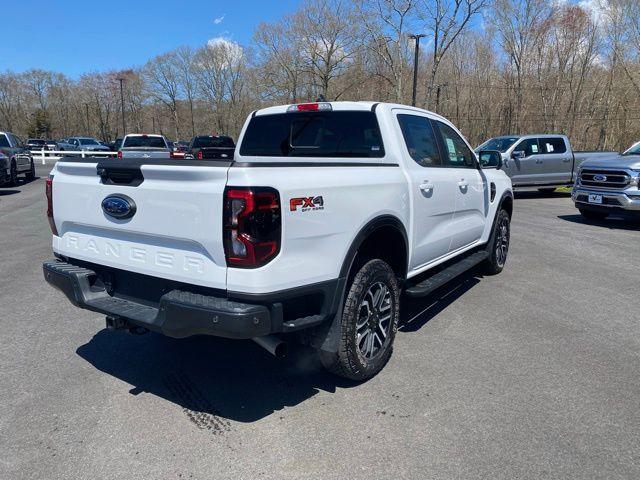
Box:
[123,136,167,148]
[0,134,9,148]
[434,121,476,168]
[193,136,235,148]
[397,114,442,167]
[541,137,567,154]
[239,111,384,158]
[515,138,540,157]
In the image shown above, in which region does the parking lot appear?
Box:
[1,164,639,479]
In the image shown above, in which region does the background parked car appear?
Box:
[107,138,123,151]
[25,138,47,151]
[0,131,35,186]
[44,139,57,151]
[118,133,174,159]
[57,137,110,152]
[186,135,235,160]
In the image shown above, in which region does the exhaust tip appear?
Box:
[252,335,288,358]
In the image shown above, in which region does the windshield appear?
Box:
[192,136,235,148]
[240,111,385,158]
[477,136,520,153]
[623,142,640,155]
[79,138,100,146]
[122,136,167,148]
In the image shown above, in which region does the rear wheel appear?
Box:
[579,208,608,221]
[319,259,400,381]
[483,208,510,275]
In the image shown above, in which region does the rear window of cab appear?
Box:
[239,111,385,158]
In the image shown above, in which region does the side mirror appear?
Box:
[478,150,503,170]
[512,150,525,160]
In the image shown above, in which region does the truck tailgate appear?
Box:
[51,160,230,290]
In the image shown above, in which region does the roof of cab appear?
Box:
[253,101,448,123]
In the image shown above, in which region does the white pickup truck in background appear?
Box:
[43,101,513,380]
[476,134,617,190]
[118,134,174,159]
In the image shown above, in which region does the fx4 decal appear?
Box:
[290,196,324,212]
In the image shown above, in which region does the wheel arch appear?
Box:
[339,215,409,283]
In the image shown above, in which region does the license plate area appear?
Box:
[588,194,603,204]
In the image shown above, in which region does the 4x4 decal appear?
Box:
[290,196,324,212]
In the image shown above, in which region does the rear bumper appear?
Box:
[43,259,341,339]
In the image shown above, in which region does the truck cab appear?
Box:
[477,134,616,189]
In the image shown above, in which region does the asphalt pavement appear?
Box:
[1,164,639,479]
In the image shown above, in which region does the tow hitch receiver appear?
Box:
[105,315,149,335]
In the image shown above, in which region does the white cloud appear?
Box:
[206,37,244,67]
[213,15,225,25]
[578,0,608,26]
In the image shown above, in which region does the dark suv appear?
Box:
[187,135,235,160]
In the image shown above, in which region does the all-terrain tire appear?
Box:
[319,259,400,381]
[483,208,510,275]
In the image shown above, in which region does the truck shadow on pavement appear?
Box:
[75,271,482,424]
[0,189,20,196]
[558,214,640,231]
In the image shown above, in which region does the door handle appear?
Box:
[457,179,468,188]
[535,159,543,164]
[419,181,433,193]
[562,158,571,163]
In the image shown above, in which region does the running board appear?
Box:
[404,251,488,298]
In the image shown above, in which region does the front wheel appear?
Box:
[319,259,400,381]
[7,162,18,187]
[483,208,510,275]
[26,160,36,180]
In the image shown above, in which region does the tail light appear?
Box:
[197,151,203,160]
[223,187,281,268]
[117,150,122,159]
[45,176,58,236]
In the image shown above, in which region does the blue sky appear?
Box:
[2,0,302,77]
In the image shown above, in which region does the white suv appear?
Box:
[43,102,512,380]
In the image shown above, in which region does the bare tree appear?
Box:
[143,52,182,139]
[420,0,488,109]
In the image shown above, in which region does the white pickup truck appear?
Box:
[118,134,174,159]
[43,102,513,380]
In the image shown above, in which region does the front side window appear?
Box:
[79,138,99,146]
[515,138,540,157]
[477,136,519,153]
[397,114,442,167]
[541,137,567,154]
[239,111,384,158]
[434,121,476,168]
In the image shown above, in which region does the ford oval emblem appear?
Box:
[102,194,136,220]
[593,174,607,182]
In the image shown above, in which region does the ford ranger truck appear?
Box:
[572,142,640,221]
[42,102,513,380]
[476,134,616,191]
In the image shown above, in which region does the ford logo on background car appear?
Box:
[593,174,608,182]
[101,194,136,219]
